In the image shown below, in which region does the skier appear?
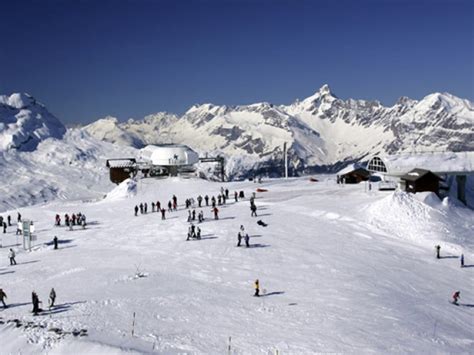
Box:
[198,210,204,223]
[234,191,238,202]
[196,227,201,240]
[460,254,464,268]
[49,288,56,308]
[17,212,21,223]
[245,233,250,248]
[187,210,192,222]
[55,214,61,226]
[8,248,17,265]
[240,225,245,233]
[213,207,219,220]
[172,195,178,210]
[204,195,209,206]
[156,201,161,211]
[452,291,461,305]
[190,224,196,238]
[254,279,260,297]
[217,195,222,205]
[211,196,216,208]
[197,195,203,207]
[0,288,8,308]
[192,209,196,221]
[161,208,166,220]
[32,291,41,315]
[237,232,242,247]
[168,201,172,212]
[151,202,155,213]
[65,214,70,226]
[435,245,441,259]
[139,203,144,214]
[3,221,6,233]
[7,215,11,226]
[225,188,229,199]
[0,288,7,308]
[251,204,257,217]
[71,214,76,225]
[144,202,148,214]
[53,236,58,250]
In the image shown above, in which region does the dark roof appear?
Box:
[400,168,442,182]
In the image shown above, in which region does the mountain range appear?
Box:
[0,85,473,210]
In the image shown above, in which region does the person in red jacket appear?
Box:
[452,291,461,305]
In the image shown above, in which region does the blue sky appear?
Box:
[0,0,472,123]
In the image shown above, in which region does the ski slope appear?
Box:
[0,177,473,354]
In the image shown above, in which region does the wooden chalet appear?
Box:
[400,168,442,194]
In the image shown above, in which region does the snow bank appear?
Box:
[103,178,137,201]
[366,190,474,252]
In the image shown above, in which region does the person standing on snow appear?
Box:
[0,288,7,308]
[245,233,250,248]
[435,245,441,259]
[452,291,461,305]
[197,195,203,207]
[213,207,219,220]
[161,208,166,220]
[8,248,17,265]
[49,288,56,308]
[205,195,209,206]
[7,215,11,226]
[196,227,201,240]
[168,201,172,212]
[460,254,464,268]
[234,191,238,202]
[32,291,41,315]
[254,279,260,297]
[53,236,58,250]
[17,212,22,223]
[3,221,6,234]
[237,232,242,247]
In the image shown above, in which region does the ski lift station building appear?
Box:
[139,144,200,176]
[366,151,474,204]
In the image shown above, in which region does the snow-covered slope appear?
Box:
[84,85,474,179]
[0,177,472,353]
[0,93,66,151]
[0,129,137,212]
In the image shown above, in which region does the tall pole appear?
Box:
[283,142,288,179]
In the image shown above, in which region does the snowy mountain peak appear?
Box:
[0,92,40,109]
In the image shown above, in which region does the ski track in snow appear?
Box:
[0,177,473,354]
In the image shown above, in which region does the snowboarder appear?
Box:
[452,291,460,305]
[435,245,441,259]
[32,291,41,315]
[0,288,7,308]
[254,279,260,297]
[53,236,58,250]
[161,208,166,220]
[213,207,219,220]
[245,233,250,248]
[8,248,16,265]
[204,195,209,206]
[460,254,464,268]
[237,232,242,247]
[49,288,56,308]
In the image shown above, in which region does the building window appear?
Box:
[367,157,387,173]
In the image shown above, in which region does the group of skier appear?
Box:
[55,212,86,229]
[0,212,22,234]
[0,287,56,315]
[434,245,468,305]
[134,195,180,219]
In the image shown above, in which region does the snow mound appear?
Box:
[103,178,137,201]
[366,190,474,251]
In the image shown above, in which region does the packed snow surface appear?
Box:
[0,177,473,354]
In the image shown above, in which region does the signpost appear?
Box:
[22,220,35,251]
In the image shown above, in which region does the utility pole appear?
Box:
[283,142,288,179]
